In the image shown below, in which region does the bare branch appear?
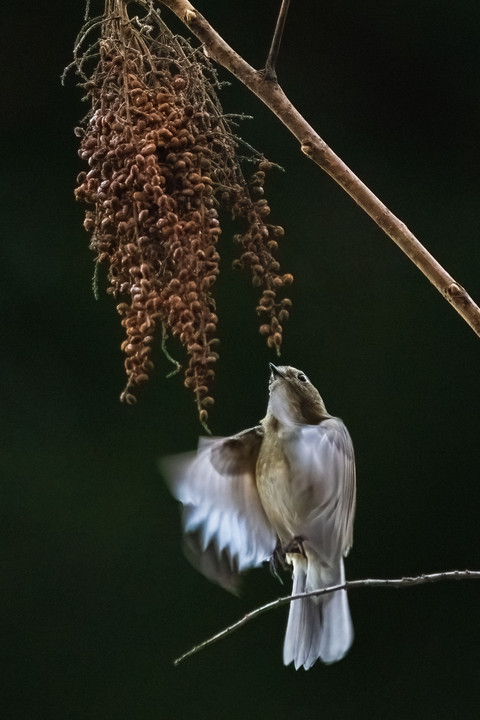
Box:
[157,0,480,339]
[173,570,480,665]
[264,0,291,82]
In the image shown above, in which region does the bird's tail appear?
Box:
[283,554,353,669]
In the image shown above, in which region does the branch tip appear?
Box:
[265,0,291,82]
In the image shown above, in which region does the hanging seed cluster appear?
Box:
[72,0,292,423]
[232,164,293,352]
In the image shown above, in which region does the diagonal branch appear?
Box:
[173,569,480,665]
[157,0,480,338]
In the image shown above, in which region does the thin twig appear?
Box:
[173,569,480,665]
[157,0,480,339]
[264,0,291,81]
[161,323,182,378]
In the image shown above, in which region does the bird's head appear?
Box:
[267,364,329,425]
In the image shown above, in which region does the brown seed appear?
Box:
[258,160,274,171]
[142,143,156,156]
[173,75,187,90]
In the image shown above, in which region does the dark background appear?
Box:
[4,1,480,718]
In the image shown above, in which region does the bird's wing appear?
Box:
[160,426,276,593]
[282,417,356,560]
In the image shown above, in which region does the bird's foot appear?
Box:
[284,535,306,558]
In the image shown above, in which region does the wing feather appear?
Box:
[282,418,356,560]
[160,428,276,592]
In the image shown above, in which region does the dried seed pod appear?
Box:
[73,0,291,424]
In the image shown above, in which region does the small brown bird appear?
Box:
[162,364,356,669]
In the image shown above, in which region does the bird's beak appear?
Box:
[269,363,284,378]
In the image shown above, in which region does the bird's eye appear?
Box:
[297,372,308,382]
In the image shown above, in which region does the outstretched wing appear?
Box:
[160,427,276,593]
[282,417,356,561]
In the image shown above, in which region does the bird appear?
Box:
[161,363,356,669]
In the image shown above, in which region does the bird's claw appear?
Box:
[284,535,306,558]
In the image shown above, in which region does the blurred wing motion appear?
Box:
[160,427,276,593]
[282,417,356,561]
[281,417,356,668]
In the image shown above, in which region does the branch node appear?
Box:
[184,9,197,24]
[446,282,464,298]
[301,142,313,158]
[263,68,278,83]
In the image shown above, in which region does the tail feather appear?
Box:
[283,556,353,669]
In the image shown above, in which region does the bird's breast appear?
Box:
[256,432,309,544]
